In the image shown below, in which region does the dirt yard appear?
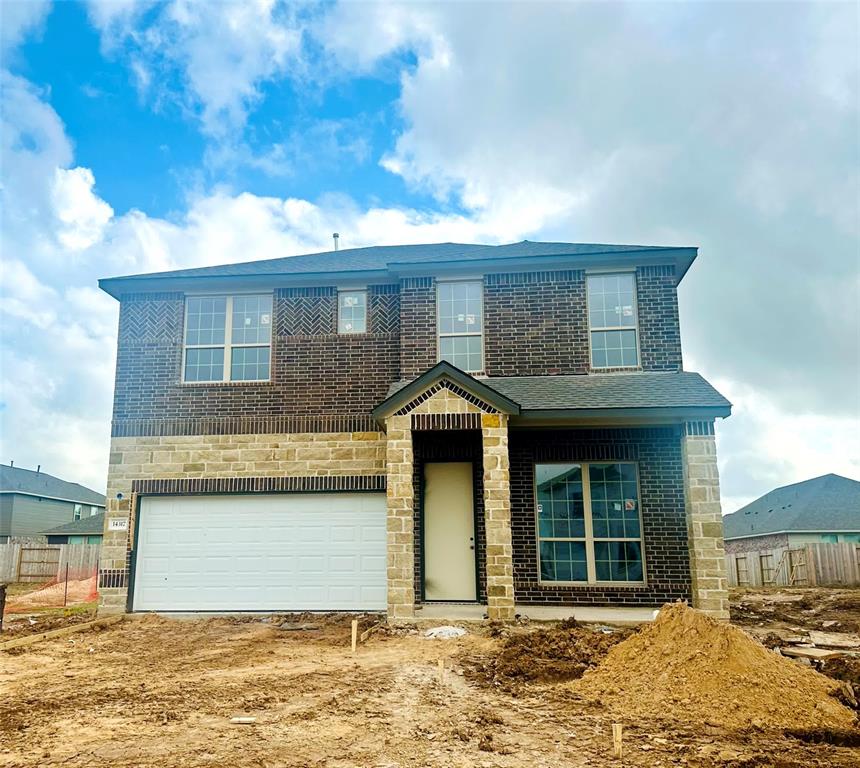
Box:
[1,602,858,768]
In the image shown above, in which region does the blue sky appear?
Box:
[0,1,858,508]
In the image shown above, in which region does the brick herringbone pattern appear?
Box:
[118,294,183,342]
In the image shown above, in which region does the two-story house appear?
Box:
[97,241,731,620]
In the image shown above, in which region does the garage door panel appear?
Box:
[133,493,387,611]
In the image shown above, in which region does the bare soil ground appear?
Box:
[1,601,858,768]
[730,587,860,635]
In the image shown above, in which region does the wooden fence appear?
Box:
[0,543,101,584]
[726,542,860,588]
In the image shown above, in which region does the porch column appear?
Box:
[481,413,516,621]
[681,421,730,620]
[385,415,415,620]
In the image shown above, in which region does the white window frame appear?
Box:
[181,294,273,384]
[73,504,82,521]
[90,506,99,517]
[337,289,368,334]
[534,461,647,586]
[586,271,641,370]
[436,278,485,374]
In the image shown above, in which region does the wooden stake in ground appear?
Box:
[438,658,445,684]
[351,619,358,654]
[612,723,623,758]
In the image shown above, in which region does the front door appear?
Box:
[423,462,477,601]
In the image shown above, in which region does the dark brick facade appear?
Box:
[399,277,437,377]
[111,262,683,433]
[509,427,692,606]
[484,270,589,375]
[112,286,401,429]
[412,430,487,604]
[636,265,683,371]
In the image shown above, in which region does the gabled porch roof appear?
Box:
[375,366,731,426]
[371,361,521,420]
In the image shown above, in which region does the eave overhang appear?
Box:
[98,246,698,300]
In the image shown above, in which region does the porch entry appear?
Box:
[423,462,477,601]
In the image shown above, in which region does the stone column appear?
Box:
[481,413,516,621]
[385,415,415,621]
[681,422,730,620]
[98,490,132,615]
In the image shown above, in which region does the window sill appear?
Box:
[589,367,643,374]
[178,380,274,387]
[537,580,648,590]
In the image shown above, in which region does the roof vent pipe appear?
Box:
[332,232,339,251]
[36,465,41,474]
[9,460,13,467]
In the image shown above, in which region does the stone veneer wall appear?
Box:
[98,431,387,614]
[681,424,730,619]
[481,413,516,620]
[384,415,415,620]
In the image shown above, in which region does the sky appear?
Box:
[0,0,857,512]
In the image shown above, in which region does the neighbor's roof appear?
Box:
[0,464,106,506]
[99,240,698,298]
[41,513,106,537]
[379,367,731,421]
[723,474,860,539]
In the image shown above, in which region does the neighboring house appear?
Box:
[42,513,106,545]
[723,474,860,553]
[0,464,106,543]
[97,240,732,620]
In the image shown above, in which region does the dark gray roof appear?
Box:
[41,513,106,537]
[384,371,731,415]
[0,464,106,506]
[723,474,860,539]
[106,241,677,280]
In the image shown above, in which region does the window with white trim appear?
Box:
[338,290,367,333]
[535,462,644,583]
[90,506,99,517]
[73,504,82,521]
[437,280,483,372]
[183,295,272,382]
[587,273,639,368]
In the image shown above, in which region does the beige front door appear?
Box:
[423,462,477,601]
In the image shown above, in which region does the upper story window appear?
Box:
[587,273,639,368]
[338,290,367,334]
[73,504,82,521]
[183,295,272,383]
[437,280,483,373]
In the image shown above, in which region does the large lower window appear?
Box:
[437,280,483,373]
[183,295,272,382]
[536,462,644,584]
[587,273,639,368]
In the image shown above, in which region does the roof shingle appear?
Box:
[722,474,860,539]
[385,371,731,414]
[0,464,106,506]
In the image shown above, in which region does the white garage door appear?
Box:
[132,493,387,611]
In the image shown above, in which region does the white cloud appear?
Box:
[715,377,860,513]
[86,0,305,136]
[51,167,114,250]
[0,0,50,56]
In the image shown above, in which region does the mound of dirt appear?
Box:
[574,602,858,732]
[463,623,630,690]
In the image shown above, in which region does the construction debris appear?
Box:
[574,602,857,732]
[424,626,467,640]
